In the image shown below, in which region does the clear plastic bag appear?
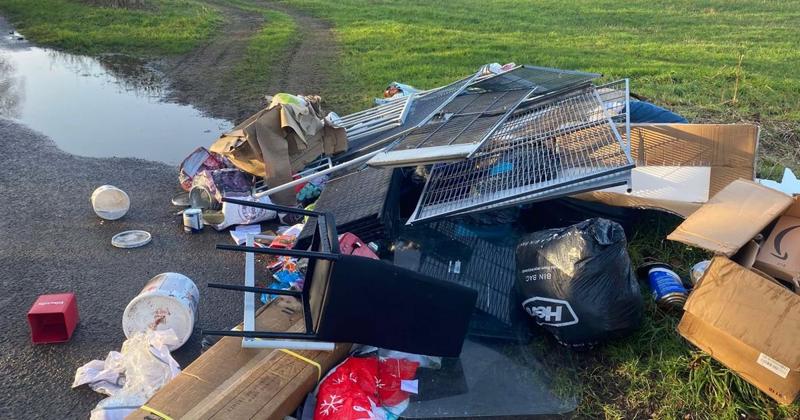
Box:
[73,329,181,420]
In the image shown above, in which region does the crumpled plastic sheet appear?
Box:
[72,329,181,420]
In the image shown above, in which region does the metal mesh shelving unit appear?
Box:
[337,95,415,142]
[338,74,479,160]
[367,66,601,167]
[407,82,634,224]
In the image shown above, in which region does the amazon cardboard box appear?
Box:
[754,198,800,281]
[679,256,800,405]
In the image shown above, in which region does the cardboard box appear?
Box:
[575,123,759,217]
[754,198,800,281]
[128,297,350,420]
[678,256,800,405]
[667,179,794,256]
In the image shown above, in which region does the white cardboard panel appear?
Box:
[602,166,710,203]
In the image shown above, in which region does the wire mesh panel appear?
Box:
[368,66,601,168]
[338,95,414,142]
[340,74,478,159]
[471,65,599,94]
[408,85,635,223]
[596,79,631,150]
[391,89,534,151]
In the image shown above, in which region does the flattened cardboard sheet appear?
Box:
[667,179,793,256]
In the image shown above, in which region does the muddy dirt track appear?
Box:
[162,0,340,122]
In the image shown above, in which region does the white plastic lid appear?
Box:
[111,230,151,248]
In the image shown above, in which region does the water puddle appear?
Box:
[0,21,232,165]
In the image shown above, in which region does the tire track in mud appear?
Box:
[161,0,340,123]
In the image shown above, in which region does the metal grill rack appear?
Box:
[472,65,600,93]
[376,88,534,160]
[296,166,402,249]
[337,95,415,142]
[338,74,479,160]
[407,83,634,224]
[367,66,600,167]
[413,221,517,325]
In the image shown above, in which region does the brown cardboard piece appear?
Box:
[754,197,800,281]
[667,179,794,256]
[678,256,800,405]
[575,123,759,217]
[127,297,350,420]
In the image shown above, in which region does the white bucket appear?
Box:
[122,273,199,351]
[91,185,130,220]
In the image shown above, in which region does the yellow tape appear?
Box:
[280,348,322,382]
[140,404,175,420]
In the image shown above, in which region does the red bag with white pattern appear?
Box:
[314,356,419,420]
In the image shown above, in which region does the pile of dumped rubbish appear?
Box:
[50,63,800,418]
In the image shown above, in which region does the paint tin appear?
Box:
[183,208,203,233]
[638,262,688,311]
[122,273,199,351]
[91,185,130,220]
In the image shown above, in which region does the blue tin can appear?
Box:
[639,262,688,311]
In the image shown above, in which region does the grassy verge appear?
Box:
[279,0,799,171]
[0,0,220,56]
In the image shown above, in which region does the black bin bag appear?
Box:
[516,218,642,348]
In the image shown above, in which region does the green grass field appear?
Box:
[1,0,799,417]
[279,0,799,176]
[0,0,219,56]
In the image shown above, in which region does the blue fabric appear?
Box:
[628,100,688,123]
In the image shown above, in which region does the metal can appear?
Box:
[183,208,203,233]
[639,262,688,311]
[122,272,200,351]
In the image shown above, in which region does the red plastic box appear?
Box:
[27,293,79,344]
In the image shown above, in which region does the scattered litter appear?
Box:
[637,261,689,311]
[111,230,152,248]
[760,168,800,196]
[122,273,199,351]
[516,218,642,348]
[178,147,229,192]
[182,208,204,233]
[230,224,263,245]
[189,167,254,210]
[211,194,277,230]
[209,94,346,207]
[27,293,79,344]
[145,61,797,412]
[690,260,711,285]
[374,81,419,105]
[73,329,181,420]
[170,191,191,207]
[91,185,130,220]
